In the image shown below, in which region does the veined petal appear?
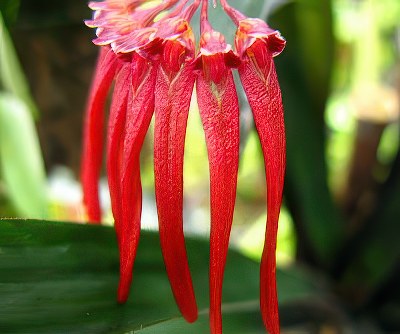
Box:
[196,53,240,334]
[106,62,133,303]
[148,19,197,323]
[106,62,131,228]
[238,38,285,334]
[117,54,157,303]
[81,46,120,223]
[154,61,197,323]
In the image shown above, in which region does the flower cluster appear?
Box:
[81,1,286,333]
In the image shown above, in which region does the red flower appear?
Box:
[81,1,285,333]
[236,18,286,334]
[194,2,241,333]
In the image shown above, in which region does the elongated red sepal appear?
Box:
[81,46,120,223]
[106,62,132,302]
[238,41,285,334]
[154,62,198,323]
[197,68,240,334]
[118,55,157,303]
[106,63,130,229]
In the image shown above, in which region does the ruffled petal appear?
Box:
[238,40,285,334]
[81,46,120,223]
[154,62,198,323]
[196,65,240,334]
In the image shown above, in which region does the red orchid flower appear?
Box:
[81,1,286,333]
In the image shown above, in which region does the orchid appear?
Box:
[81,0,286,333]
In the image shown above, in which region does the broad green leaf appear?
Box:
[0,93,47,218]
[0,219,326,333]
[0,12,38,118]
[135,306,262,334]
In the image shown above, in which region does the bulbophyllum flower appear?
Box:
[81,1,286,333]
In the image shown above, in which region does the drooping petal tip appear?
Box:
[236,18,286,58]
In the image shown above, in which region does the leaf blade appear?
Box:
[0,94,48,218]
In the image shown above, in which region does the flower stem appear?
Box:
[219,0,246,25]
[182,0,202,21]
[200,0,212,33]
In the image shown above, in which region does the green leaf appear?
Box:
[0,219,326,333]
[0,12,38,118]
[0,93,47,218]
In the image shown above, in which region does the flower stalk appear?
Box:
[82,1,286,333]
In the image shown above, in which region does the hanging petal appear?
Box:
[106,62,131,227]
[153,61,198,323]
[81,46,120,223]
[196,60,240,334]
[105,62,131,302]
[238,40,285,334]
[118,54,157,303]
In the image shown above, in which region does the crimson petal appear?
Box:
[107,55,157,304]
[118,54,157,303]
[154,62,198,323]
[196,65,240,334]
[106,62,132,302]
[106,62,130,230]
[81,46,120,223]
[238,40,286,334]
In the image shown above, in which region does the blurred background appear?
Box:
[0,0,400,332]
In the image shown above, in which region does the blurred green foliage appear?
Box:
[0,11,48,218]
[0,0,19,27]
[270,0,400,331]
